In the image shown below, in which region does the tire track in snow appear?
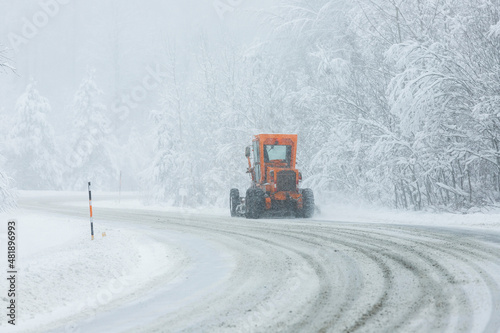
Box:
[328,227,462,331]
[206,222,496,332]
[213,223,451,332]
[246,228,393,333]
[142,224,329,332]
[343,225,500,332]
[280,228,423,332]
[19,196,500,332]
[85,213,500,332]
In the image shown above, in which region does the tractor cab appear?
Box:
[248,134,299,192]
[231,134,314,219]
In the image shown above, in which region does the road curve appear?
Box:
[21,195,500,333]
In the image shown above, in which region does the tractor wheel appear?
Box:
[245,188,265,219]
[230,188,240,217]
[300,188,315,218]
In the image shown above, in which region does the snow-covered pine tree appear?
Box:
[0,45,16,211]
[66,69,118,190]
[145,45,198,206]
[0,150,16,211]
[5,78,62,190]
[0,43,15,73]
[0,166,16,212]
[146,108,185,205]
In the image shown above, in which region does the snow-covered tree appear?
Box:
[195,39,293,204]
[0,44,15,73]
[0,45,16,211]
[146,108,188,205]
[145,44,201,206]
[0,148,16,211]
[5,78,62,190]
[259,0,500,209]
[145,38,294,207]
[0,167,15,212]
[141,0,500,210]
[66,69,119,190]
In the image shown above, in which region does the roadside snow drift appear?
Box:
[0,210,181,332]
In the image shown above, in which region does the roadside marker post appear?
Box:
[88,181,94,240]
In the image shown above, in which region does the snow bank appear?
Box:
[62,191,228,217]
[0,210,179,332]
[319,202,500,230]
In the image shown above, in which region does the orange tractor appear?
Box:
[230,134,314,218]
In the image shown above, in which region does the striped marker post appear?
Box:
[88,181,94,240]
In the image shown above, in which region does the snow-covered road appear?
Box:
[10,193,500,332]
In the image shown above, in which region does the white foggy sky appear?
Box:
[0,0,278,127]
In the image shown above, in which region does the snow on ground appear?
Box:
[80,190,500,231]
[1,191,499,332]
[61,191,228,217]
[318,202,500,230]
[0,204,181,332]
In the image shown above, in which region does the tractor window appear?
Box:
[264,145,291,166]
[253,141,260,162]
[253,141,261,181]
